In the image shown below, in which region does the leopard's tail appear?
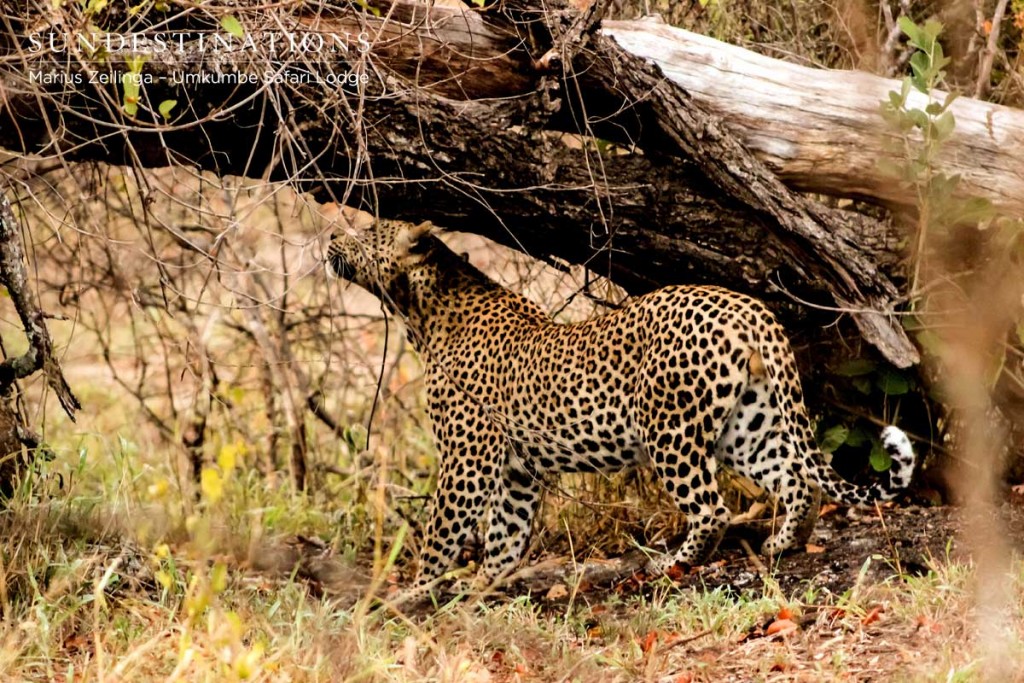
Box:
[803,426,916,505]
[750,310,916,505]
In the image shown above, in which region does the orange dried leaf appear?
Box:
[640,630,659,654]
[777,606,794,621]
[672,673,695,683]
[862,606,884,626]
[805,543,826,554]
[819,503,841,517]
[545,584,569,600]
[766,619,798,637]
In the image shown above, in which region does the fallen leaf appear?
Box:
[827,607,847,627]
[819,503,841,517]
[662,631,683,646]
[639,630,659,654]
[766,619,798,637]
[862,606,884,626]
[805,543,826,554]
[62,634,89,654]
[777,606,794,621]
[545,584,569,600]
[672,673,695,683]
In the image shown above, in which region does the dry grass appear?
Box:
[0,212,1016,680]
[0,460,1015,683]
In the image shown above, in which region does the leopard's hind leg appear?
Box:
[716,371,823,557]
[635,356,747,571]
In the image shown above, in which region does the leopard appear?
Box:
[326,218,916,589]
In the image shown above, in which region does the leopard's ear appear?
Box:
[407,220,434,245]
[396,220,436,259]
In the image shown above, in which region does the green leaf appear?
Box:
[908,108,930,130]
[353,0,382,16]
[876,370,910,395]
[898,16,922,46]
[85,0,108,16]
[852,377,873,395]
[158,99,177,120]
[844,427,869,448]
[922,19,945,43]
[121,73,140,116]
[834,359,877,377]
[934,110,955,141]
[869,441,892,472]
[821,425,849,454]
[221,15,244,39]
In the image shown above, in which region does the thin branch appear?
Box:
[0,186,79,418]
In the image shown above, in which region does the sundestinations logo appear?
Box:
[26,30,373,56]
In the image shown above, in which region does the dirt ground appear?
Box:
[260,502,1022,607]
[660,504,963,597]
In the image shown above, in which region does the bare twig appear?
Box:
[0,187,79,419]
[975,0,1011,98]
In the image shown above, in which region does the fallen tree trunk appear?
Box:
[601,17,1024,217]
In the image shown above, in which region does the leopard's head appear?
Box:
[327,219,436,305]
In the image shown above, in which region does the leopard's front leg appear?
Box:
[475,453,543,588]
[413,395,504,587]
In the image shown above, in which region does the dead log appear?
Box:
[601,17,1024,217]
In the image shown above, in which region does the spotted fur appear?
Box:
[327,220,916,585]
